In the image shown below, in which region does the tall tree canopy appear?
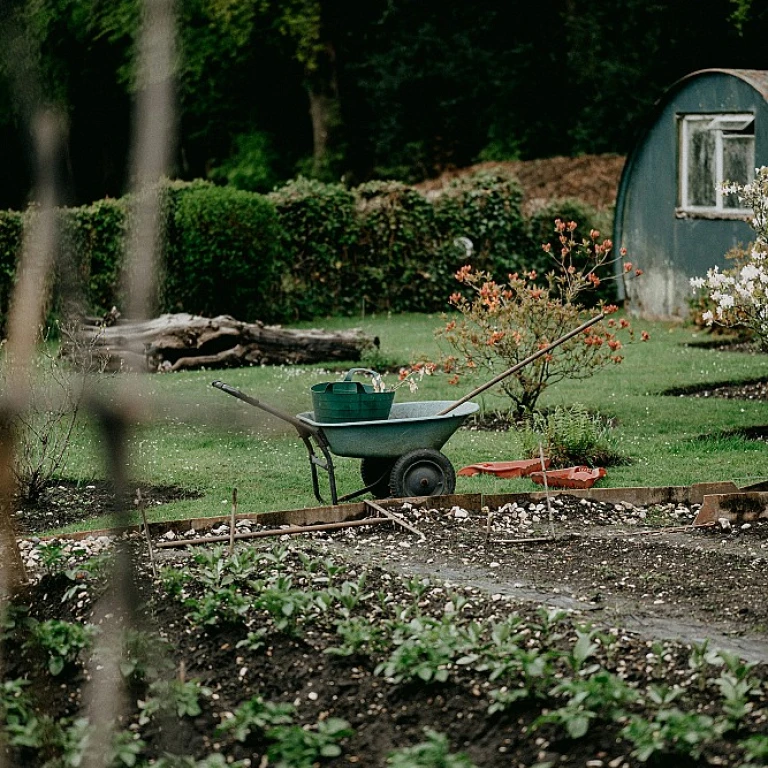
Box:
[1,0,766,208]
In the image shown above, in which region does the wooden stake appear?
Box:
[136,488,157,579]
[229,487,237,556]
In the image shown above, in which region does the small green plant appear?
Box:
[61,552,112,602]
[215,694,295,743]
[712,650,761,724]
[563,627,601,676]
[138,679,211,726]
[236,627,269,652]
[109,730,147,767]
[521,403,625,467]
[183,586,251,628]
[387,728,478,767]
[26,618,98,676]
[0,679,35,739]
[253,574,312,635]
[535,671,639,739]
[621,708,724,762]
[741,734,768,765]
[374,616,472,684]
[265,717,354,768]
[37,541,67,572]
[326,616,388,657]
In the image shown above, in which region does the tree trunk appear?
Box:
[69,313,375,373]
[307,41,340,177]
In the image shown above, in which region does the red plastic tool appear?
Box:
[457,459,548,479]
[529,466,606,489]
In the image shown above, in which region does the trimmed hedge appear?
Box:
[0,210,23,333]
[432,170,534,276]
[162,181,282,322]
[59,198,127,316]
[0,176,601,331]
[268,177,359,320]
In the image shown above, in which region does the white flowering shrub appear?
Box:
[691,166,768,350]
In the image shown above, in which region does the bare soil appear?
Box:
[8,476,768,766]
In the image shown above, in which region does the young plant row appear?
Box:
[2,542,766,767]
[160,543,768,766]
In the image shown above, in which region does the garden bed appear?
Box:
[7,492,768,767]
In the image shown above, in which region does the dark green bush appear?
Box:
[0,209,23,333]
[268,177,359,320]
[432,170,532,277]
[353,181,444,313]
[163,182,283,322]
[0,176,609,332]
[528,198,615,304]
[58,198,127,317]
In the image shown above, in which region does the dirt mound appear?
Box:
[417,154,626,214]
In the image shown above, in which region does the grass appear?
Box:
[41,311,768,533]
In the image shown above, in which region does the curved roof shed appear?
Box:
[614,69,768,318]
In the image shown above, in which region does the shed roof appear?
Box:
[670,68,768,102]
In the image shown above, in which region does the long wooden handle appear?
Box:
[437,313,605,416]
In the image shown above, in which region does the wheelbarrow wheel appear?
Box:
[360,457,396,499]
[389,448,456,498]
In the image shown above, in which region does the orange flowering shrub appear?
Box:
[437,220,646,415]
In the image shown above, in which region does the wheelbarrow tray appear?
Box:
[297,400,479,459]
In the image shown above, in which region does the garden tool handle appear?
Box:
[437,312,605,416]
[211,380,319,439]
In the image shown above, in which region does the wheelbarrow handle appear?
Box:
[211,380,319,439]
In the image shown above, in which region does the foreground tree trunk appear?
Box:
[70,313,375,372]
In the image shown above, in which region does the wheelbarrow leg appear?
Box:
[300,435,339,506]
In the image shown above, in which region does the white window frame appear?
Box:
[678,113,755,217]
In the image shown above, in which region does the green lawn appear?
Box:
[54,312,768,532]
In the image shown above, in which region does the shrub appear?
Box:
[58,198,127,317]
[268,177,360,319]
[0,209,23,334]
[691,167,768,350]
[163,181,283,322]
[437,220,645,416]
[208,130,282,194]
[528,198,614,305]
[433,170,532,278]
[520,404,625,467]
[353,181,443,313]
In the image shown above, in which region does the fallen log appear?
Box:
[69,313,375,372]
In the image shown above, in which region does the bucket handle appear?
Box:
[342,368,385,392]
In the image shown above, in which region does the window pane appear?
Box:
[686,122,716,207]
[723,135,755,209]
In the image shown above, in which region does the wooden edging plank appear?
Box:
[695,491,768,526]
[29,482,743,542]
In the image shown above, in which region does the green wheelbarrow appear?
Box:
[211,379,478,504]
[211,312,606,504]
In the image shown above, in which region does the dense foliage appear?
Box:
[163,182,283,322]
[0,174,547,326]
[0,0,766,208]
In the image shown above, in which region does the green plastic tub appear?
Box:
[310,377,395,423]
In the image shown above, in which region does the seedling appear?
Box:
[215,695,294,743]
[266,717,354,768]
[387,728,478,767]
[26,618,98,676]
